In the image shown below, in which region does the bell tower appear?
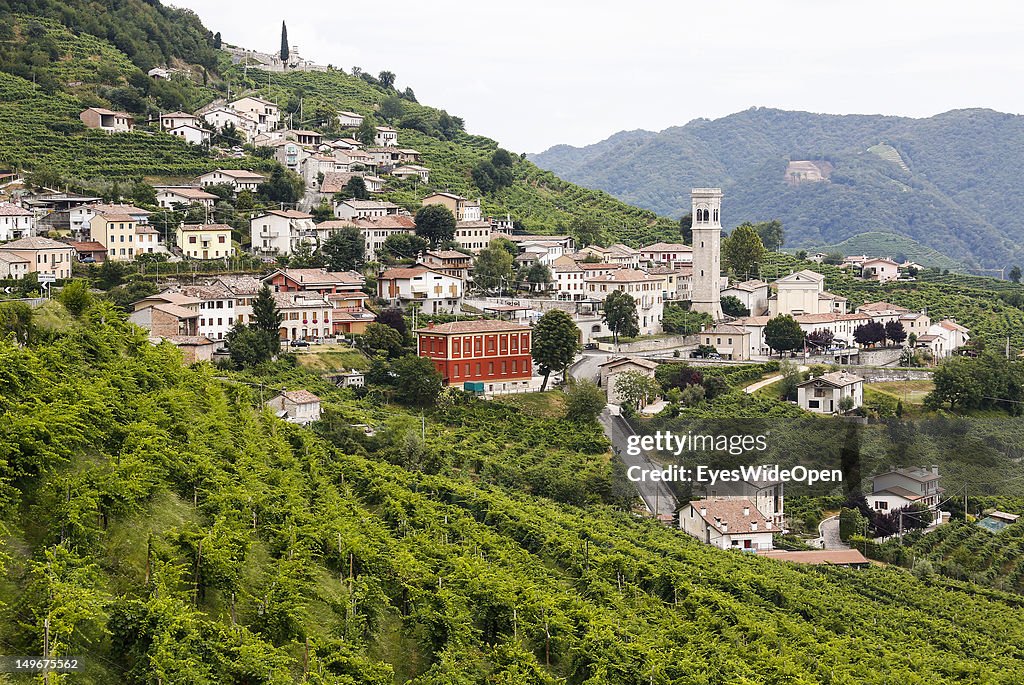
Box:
[690,188,723,320]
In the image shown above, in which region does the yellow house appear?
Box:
[176,223,235,259]
[92,213,146,261]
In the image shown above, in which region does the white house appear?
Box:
[797,371,864,414]
[79,107,133,133]
[453,220,492,253]
[201,106,258,140]
[160,111,201,131]
[266,390,321,425]
[337,111,364,128]
[378,267,463,314]
[721,279,770,316]
[598,357,659,405]
[168,123,211,146]
[334,199,401,221]
[585,269,666,336]
[391,165,430,184]
[374,126,398,147]
[195,169,265,194]
[346,215,416,261]
[679,499,775,551]
[699,324,752,361]
[229,96,280,133]
[861,257,900,283]
[0,202,34,240]
[867,467,943,521]
[250,209,316,259]
[154,186,218,210]
[640,242,693,267]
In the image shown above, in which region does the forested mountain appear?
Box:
[0,2,678,245]
[531,108,1024,268]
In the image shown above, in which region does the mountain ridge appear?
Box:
[530,106,1024,268]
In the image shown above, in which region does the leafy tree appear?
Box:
[311,200,334,223]
[679,213,692,244]
[287,242,321,268]
[492,149,516,169]
[569,216,603,248]
[1010,265,1022,283]
[402,86,417,102]
[563,380,605,423]
[344,176,370,200]
[355,116,377,146]
[378,71,396,90]
[379,95,403,121]
[614,371,660,411]
[524,263,552,292]
[778,360,802,400]
[97,260,129,289]
[822,251,845,265]
[258,166,304,204]
[723,223,765,277]
[720,295,749,318]
[280,21,289,61]
[854,321,886,347]
[359,322,405,358]
[320,228,363,271]
[532,310,581,391]
[764,315,803,357]
[795,249,808,260]
[252,285,282,345]
[806,328,835,350]
[130,179,156,207]
[375,308,407,338]
[661,304,711,335]
[885,320,908,346]
[602,290,639,344]
[472,161,498,194]
[754,220,784,252]
[491,236,519,258]
[57,279,94,316]
[225,323,277,368]
[0,301,33,345]
[391,355,443,406]
[379,233,428,262]
[473,244,515,294]
[414,204,456,248]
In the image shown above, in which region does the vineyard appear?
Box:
[3,308,1024,683]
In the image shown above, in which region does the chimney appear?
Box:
[750,521,758,531]
[742,505,750,516]
[932,465,939,475]
[700,506,707,517]
[720,521,728,532]
[765,520,772,530]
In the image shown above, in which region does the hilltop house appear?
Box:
[176,224,234,260]
[0,236,74,280]
[155,186,219,210]
[416,320,533,393]
[797,371,864,414]
[337,111,364,128]
[168,123,211,146]
[79,107,133,133]
[334,199,401,221]
[679,499,775,551]
[421,192,481,222]
[378,267,463,313]
[598,357,660,406]
[391,165,430,184]
[861,257,900,283]
[0,202,34,241]
[266,390,321,425]
[867,467,943,521]
[640,242,693,267]
[195,169,265,194]
[350,215,416,261]
[250,210,315,259]
[374,125,398,147]
[229,96,280,133]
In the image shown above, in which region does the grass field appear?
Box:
[293,343,369,372]
[493,390,567,419]
[865,379,935,405]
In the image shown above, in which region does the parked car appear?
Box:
[289,339,310,348]
[584,342,598,350]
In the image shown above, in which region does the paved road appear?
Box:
[571,350,612,385]
[742,365,808,395]
[599,407,677,520]
[812,515,849,550]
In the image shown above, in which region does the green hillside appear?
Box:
[4,307,1024,682]
[0,6,677,245]
[531,107,1024,269]
[804,231,965,271]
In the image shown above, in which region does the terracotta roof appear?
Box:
[875,486,926,501]
[262,209,313,219]
[90,203,151,216]
[874,467,941,483]
[0,236,72,250]
[180,223,232,232]
[504,234,571,243]
[151,303,200,319]
[214,275,262,295]
[704,324,748,336]
[598,356,659,371]
[426,250,470,260]
[732,316,771,326]
[156,186,218,200]
[776,269,826,283]
[0,253,28,263]
[856,301,910,313]
[353,215,415,229]
[206,169,265,180]
[415,320,531,334]
[273,268,364,285]
[95,214,135,222]
[585,268,664,283]
[798,371,863,388]
[313,220,358,229]
[689,499,773,534]
[938,319,969,333]
[135,291,201,308]
[0,202,31,216]
[424,191,466,201]
[68,240,106,252]
[280,389,320,404]
[379,267,431,279]
[340,200,399,210]
[135,225,159,235]
[793,313,869,325]
[641,242,692,252]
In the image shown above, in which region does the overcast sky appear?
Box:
[173,1,1024,154]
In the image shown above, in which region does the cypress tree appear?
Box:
[280,21,289,61]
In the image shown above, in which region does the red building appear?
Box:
[416,320,533,392]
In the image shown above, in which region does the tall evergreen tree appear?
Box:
[280,21,289,61]
[213,31,222,49]
[252,285,282,336]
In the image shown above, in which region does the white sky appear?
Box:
[172,1,1024,153]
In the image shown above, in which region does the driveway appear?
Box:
[812,515,849,550]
